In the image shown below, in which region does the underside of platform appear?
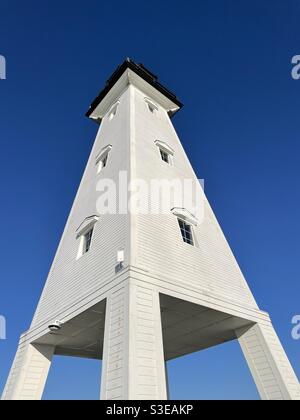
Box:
[34,294,253,361]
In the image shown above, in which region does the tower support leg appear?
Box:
[2,341,54,400]
[100,281,167,400]
[237,322,300,400]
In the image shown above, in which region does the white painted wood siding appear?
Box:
[31,88,131,327]
[132,86,257,308]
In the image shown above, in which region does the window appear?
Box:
[108,103,119,121]
[96,145,112,174]
[77,227,94,259]
[145,98,158,114]
[98,154,108,173]
[76,215,99,259]
[102,154,108,168]
[155,140,174,165]
[172,208,198,246]
[178,218,194,246]
[83,228,93,254]
[148,103,156,113]
[160,148,170,164]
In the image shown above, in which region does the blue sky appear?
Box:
[0,0,299,400]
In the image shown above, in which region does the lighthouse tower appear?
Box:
[2,59,300,400]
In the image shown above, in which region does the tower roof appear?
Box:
[86,58,183,118]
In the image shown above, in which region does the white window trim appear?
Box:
[144,97,158,113]
[155,140,174,165]
[177,217,195,246]
[155,140,174,156]
[96,144,112,173]
[96,145,112,164]
[171,207,198,226]
[76,215,99,259]
[108,101,119,120]
[172,208,198,247]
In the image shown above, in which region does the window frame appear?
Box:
[177,218,194,246]
[144,97,158,114]
[159,148,170,164]
[76,215,99,259]
[155,140,174,166]
[98,153,108,173]
[108,102,119,121]
[171,207,198,247]
[96,144,112,174]
[83,227,94,254]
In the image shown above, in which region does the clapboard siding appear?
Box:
[101,282,167,400]
[31,87,131,326]
[103,287,126,400]
[1,338,27,400]
[133,284,164,399]
[132,86,257,308]
[32,80,257,328]
[238,324,300,400]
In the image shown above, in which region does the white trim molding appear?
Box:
[88,68,181,121]
[145,97,158,112]
[76,215,99,239]
[155,140,174,156]
[95,145,112,165]
[171,207,198,226]
[108,101,120,120]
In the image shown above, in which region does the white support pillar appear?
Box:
[100,282,167,400]
[237,322,300,400]
[2,342,54,400]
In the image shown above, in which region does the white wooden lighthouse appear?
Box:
[2,59,300,400]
